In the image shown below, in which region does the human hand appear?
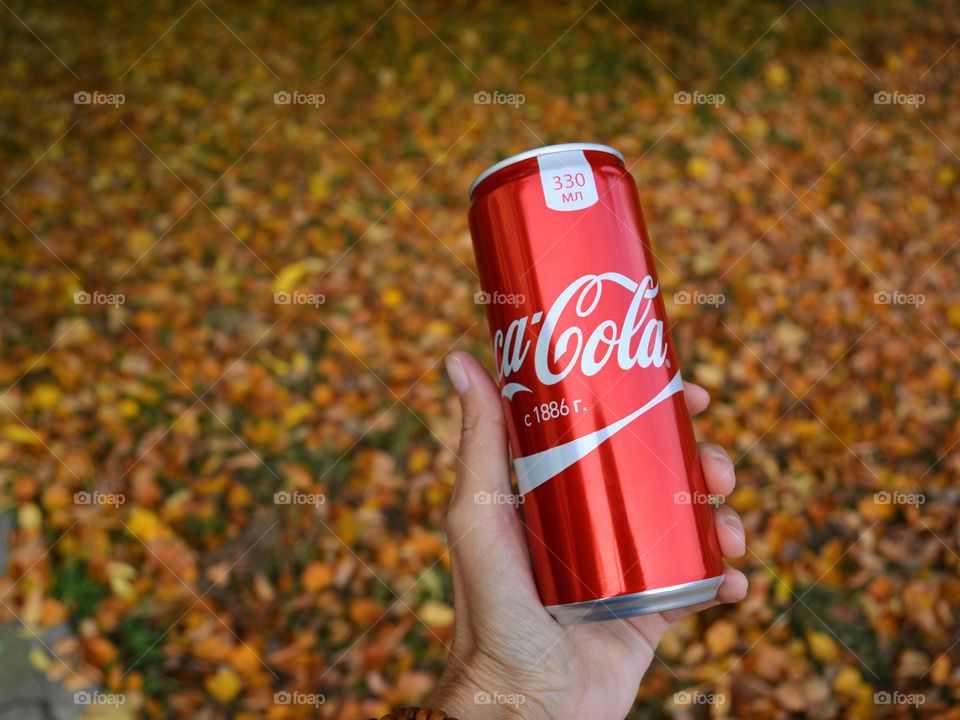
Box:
[428,351,748,720]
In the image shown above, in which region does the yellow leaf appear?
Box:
[418,600,454,628]
[766,62,789,88]
[109,575,137,601]
[271,258,327,293]
[687,156,711,180]
[407,446,432,475]
[205,666,242,704]
[127,229,157,256]
[774,576,794,604]
[227,483,253,509]
[107,562,138,600]
[18,503,42,531]
[745,116,770,139]
[244,418,280,446]
[172,410,200,439]
[937,166,956,186]
[308,173,330,200]
[381,287,404,308]
[29,384,62,410]
[424,319,453,339]
[283,401,313,426]
[833,666,865,695]
[292,351,310,374]
[729,485,760,512]
[807,630,839,663]
[106,561,136,581]
[29,646,51,672]
[3,423,43,445]
[775,321,807,348]
[128,228,154,255]
[118,399,140,419]
[126,508,169,543]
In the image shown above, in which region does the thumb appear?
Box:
[443,350,542,610]
[444,351,510,512]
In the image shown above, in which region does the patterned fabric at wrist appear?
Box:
[371,706,458,720]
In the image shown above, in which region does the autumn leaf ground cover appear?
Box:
[0,0,958,717]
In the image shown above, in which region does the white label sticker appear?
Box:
[537,150,599,212]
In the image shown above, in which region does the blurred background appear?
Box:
[1,0,958,717]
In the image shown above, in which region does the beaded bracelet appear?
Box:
[371,707,458,720]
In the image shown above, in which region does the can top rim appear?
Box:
[468,142,624,198]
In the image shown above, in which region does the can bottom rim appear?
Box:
[545,575,724,625]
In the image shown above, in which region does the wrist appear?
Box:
[429,654,549,720]
[429,675,525,719]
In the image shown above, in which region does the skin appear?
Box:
[429,351,748,720]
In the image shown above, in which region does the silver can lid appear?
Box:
[468,142,625,198]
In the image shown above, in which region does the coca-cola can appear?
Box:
[467,143,724,624]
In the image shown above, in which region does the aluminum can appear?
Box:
[467,143,724,623]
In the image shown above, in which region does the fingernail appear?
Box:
[707,445,733,468]
[722,514,744,540]
[445,353,470,396]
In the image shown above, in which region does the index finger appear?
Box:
[683,381,710,416]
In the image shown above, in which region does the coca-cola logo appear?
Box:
[494,272,667,399]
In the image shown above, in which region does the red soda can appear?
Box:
[467,143,724,623]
